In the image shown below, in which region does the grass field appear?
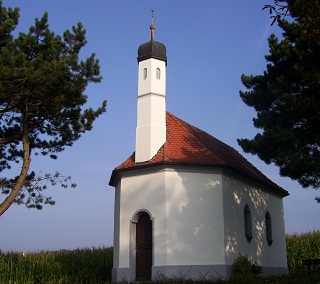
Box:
[0,231,319,283]
[0,247,113,283]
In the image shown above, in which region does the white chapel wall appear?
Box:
[116,169,166,268]
[113,182,121,268]
[115,167,228,269]
[222,174,287,269]
[164,168,225,265]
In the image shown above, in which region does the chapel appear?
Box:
[109,15,289,282]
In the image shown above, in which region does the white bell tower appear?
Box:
[135,11,167,163]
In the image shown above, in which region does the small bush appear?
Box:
[232,254,262,277]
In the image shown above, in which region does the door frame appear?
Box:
[130,209,154,281]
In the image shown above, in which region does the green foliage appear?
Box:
[0,247,113,284]
[286,230,320,269]
[0,1,106,214]
[232,254,262,277]
[263,0,289,26]
[264,0,320,43]
[238,0,320,191]
[0,171,77,210]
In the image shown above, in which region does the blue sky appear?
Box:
[1,0,319,252]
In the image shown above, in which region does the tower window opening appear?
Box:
[156,68,161,79]
[143,68,147,80]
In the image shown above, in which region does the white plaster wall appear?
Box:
[113,183,121,268]
[136,94,165,127]
[135,94,166,162]
[114,167,287,273]
[222,174,287,268]
[138,58,166,96]
[114,167,227,269]
[116,169,167,268]
[164,169,225,265]
[136,57,166,163]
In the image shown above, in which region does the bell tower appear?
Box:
[135,11,167,163]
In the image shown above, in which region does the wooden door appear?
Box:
[136,212,152,281]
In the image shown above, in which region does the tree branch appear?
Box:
[0,102,31,216]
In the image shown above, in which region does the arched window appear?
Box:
[244,205,252,242]
[265,211,273,246]
[143,68,147,80]
[156,68,160,79]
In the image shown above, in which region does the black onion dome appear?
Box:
[137,41,167,65]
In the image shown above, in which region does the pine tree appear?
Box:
[0,1,106,216]
[238,0,320,191]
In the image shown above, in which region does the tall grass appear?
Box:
[0,246,113,284]
[286,230,320,270]
[1,231,320,283]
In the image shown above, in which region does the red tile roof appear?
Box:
[109,112,288,197]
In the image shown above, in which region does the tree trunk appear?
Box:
[0,112,31,217]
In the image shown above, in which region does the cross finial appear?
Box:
[152,9,154,25]
[150,9,155,42]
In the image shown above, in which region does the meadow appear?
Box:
[0,247,113,284]
[0,231,319,284]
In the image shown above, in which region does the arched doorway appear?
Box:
[136,212,152,281]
